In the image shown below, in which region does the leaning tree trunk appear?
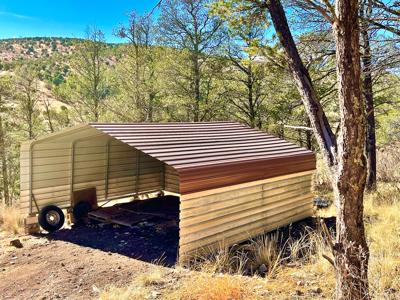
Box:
[265,0,370,298]
[265,0,337,168]
[333,0,370,297]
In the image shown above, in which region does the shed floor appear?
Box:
[49,195,180,266]
[88,195,180,227]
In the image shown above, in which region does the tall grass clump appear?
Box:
[364,183,400,299]
[246,233,283,277]
[189,234,285,278]
[377,143,400,182]
[190,244,249,275]
[313,156,332,195]
[0,204,23,234]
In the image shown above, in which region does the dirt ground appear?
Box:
[0,211,335,300]
[0,219,180,300]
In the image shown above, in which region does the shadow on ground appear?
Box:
[38,205,336,269]
[46,217,179,267]
[278,215,336,241]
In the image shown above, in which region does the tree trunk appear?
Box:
[148,92,155,122]
[248,65,256,128]
[305,118,313,150]
[0,116,10,206]
[333,0,370,297]
[360,0,377,191]
[192,52,201,122]
[44,101,55,133]
[28,95,34,140]
[265,0,370,298]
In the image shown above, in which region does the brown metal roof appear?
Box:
[90,122,312,169]
[90,122,316,194]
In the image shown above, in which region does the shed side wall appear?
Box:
[178,170,314,263]
[165,165,179,194]
[20,132,165,216]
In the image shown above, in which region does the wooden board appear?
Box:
[88,195,180,227]
[88,207,154,226]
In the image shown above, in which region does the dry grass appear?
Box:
[246,234,283,277]
[377,143,400,182]
[167,273,260,300]
[189,235,285,277]
[137,268,166,287]
[0,204,23,234]
[191,246,248,275]
[313,156,332,194]
[364,183,400,299]
[99,285,148,300]
[99,268,167,300]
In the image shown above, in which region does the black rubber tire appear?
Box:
[72,201,92,221]
[38,205,65,232]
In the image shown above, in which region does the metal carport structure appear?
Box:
[20,122,316,262]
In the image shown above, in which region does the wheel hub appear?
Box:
[46,210,60,226]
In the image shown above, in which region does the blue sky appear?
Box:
[0,1,159,42]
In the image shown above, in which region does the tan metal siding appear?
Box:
[178,170,314,262]
[19,129,165,216]
[19,142,32,215]
[165,165,179,193]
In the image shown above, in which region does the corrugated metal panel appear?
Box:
[90,122,316,194]
[19,132,165,215]
[178,170,314,262]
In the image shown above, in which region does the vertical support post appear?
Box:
[160,163,166,192]
[28,142,34,214]
[134,150,140,199]
[69,141,75,205]
[104,140,111,202]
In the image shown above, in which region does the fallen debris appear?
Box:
[10,239,23,248]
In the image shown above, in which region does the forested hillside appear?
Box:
[0,0,399,205]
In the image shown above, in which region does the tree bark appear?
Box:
[333,0,370,297]
[247,64,256,128]
[265,0,370,298]
[192,48,201,122]
[305,117,313,150]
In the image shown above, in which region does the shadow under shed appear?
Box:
[47,196,180,266]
